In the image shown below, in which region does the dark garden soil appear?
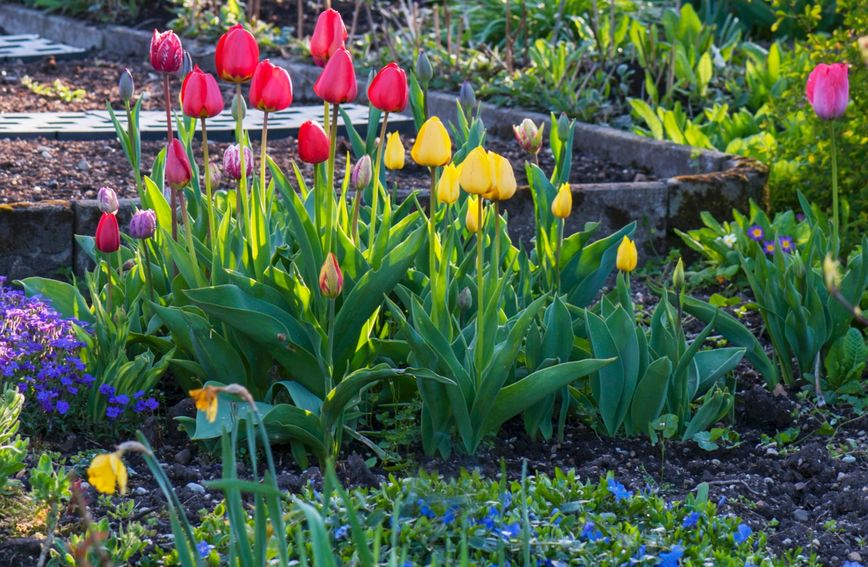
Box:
[0,289,864,567]
[0,135,649,204]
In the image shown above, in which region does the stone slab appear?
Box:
[0,34,86,61]
[0,201,73,280]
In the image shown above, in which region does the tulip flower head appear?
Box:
[437,162,461,205]
[98,186,119,215]
[368,62,409,113]
[118,69,134,103]
[223,144,254,180]
[384,132,405,170]
[806,63,849,120]
[179,50,193,79]
[310,9,348,67]
[351,155,373,190]
[616,237,638,273]
[415,51,434,88]
[466,196,484,233]
[297,120,331,164]
[95,212,120,254]
[551,183,572,219]
[514,118,545,156]
[411,117,452,167]
[129,209,157,240]
[672,258,685,289]
[459,81,476,117]
[250,59,293,113]
[181,65,224,119]
[165,139,193,191]
[486,152,517,201]
[149,29,183,74]
[319,252,343,298]
[87,451,128,495]
[189,386,219,423]
[216,24,260,83]
[459,146,493,195]
[314,48,357,104]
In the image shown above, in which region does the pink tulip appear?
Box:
[806,63,849,120]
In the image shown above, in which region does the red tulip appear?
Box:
[319,252,343,298]
[367,62,408,113]
[310,9,347,67]
[297,120,330,164]
[181,65,224,119]
[806,63,849,120]
[249,59,293,113]
[150,29,183,74]
[215,24,260,83]
[95,212,120,254]
[313,48,357,104]
[166,139,193,190]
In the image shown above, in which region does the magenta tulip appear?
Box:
[806,63,849,120]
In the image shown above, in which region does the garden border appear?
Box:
[0,4,768,280]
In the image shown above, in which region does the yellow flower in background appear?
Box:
[189,386,219,423]
[465,196,484,233]
[411,117,451,167]
[459,146,493,195]
[486,152,516,201]
[384,132,405,170]
[616,236,638,273]
[437,162,461,205]
[87,451,128,495]
[551,183,572,219]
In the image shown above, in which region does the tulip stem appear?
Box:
[428,167,438,306]
[493,202,500,283]
[124,100,143,198]
[326,297,335,394]
[368,112,390,257]
[325,103,340,255]
[163,74,177,241]
[103,255,112,316]
[260,112,269,212]
[555,218,564,293]
[200,119,216,246]
[234,88,250,239]
[475,199,485,380]
[350,184,363,245]
[142,242,156,304]
[830,121,839,253]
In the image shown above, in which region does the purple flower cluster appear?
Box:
[0,279,94,416]
[98,384,159,421]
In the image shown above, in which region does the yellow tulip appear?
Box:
[189,386,219,423]
[616,236,638,272]
[551,183,572,219]
[384,131,405,170]
[87,451,129,495]
[486,152,516,201]
[466,196,484,233]
[437,162,461,205]
[459,146,493,195]
[411,117,452,167]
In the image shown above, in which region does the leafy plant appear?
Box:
[0,388,27,493]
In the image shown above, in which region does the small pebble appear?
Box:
[76,158,89,171]
[134,486,148,495]
[711,459,720,466]
[793,509,809,522]
[174,448,192,465]
[762,477,774,485]
[794,482,806,491]
[837,472,847,481]
[765,447,779,456]
[185,482,205,494]
[848,552,862,563]
[842,455,856,463]
[40,150,51,159]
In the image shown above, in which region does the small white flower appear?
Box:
[721,233,737,249]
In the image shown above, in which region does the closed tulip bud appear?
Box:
[149,29,183,74]
[368,62,408,113]
[297,120,330,164]
[384,132,405,170]
[415,50,433,87]
[466,196,483,233]
[557,113,571,140]
[616,236,638,273]
[223,144,254,180]
[165,139,193,191]
[551,183,572,219]
[437,162,461,205]
[411,117,452,167]
[250,59,293,112]
[351,155,372,190]
[98,186,119,214]
[95,212,120,253]
[216,24,260,83]
[314,48,357,104]
[806,63,849,120]
[457,286,472,311]
[487,152,516,201]
[129,209,157,239]
[860,36,868,67]
[310,8,348,67]
[459,146,493,195]
[672,257,685,289]
[231,93,247,121]
[319,252,343,298]
[459,80,476,116]
[118,68,134,103]
[513,118,544,155]
[179,50,193,78]
[181,65,224,119]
